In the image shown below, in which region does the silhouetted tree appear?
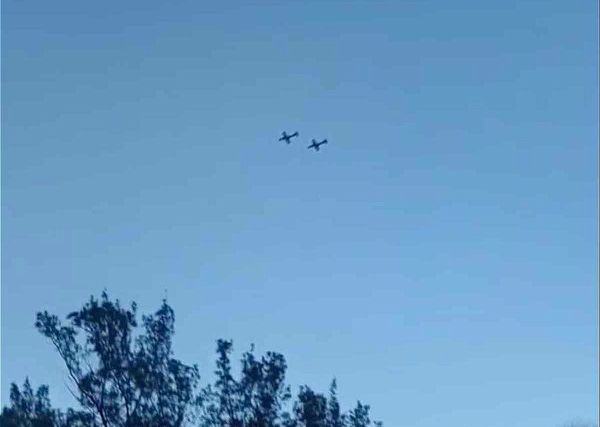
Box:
[198,340,291,427]
[2,293,383,427]
[199,342,382,427]
[0,379,57,427]
[346,402,377,427]
[0,379,94,427]
[292,386,328,427]
[326,380,345,427]
[32,292,200,427]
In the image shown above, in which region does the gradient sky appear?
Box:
[2,1,598,426]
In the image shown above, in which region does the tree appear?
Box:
[198,340,291,427]
[2,293,383,427]
[0,379,94,427]
[32,292,200,427]
[0,379,57,427]
[292,386,328,427]
[326,380,345,427]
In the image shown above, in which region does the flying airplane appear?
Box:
[307,138,328,151]
[278,131,299,144]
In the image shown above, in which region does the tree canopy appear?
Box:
[1,292,382,427]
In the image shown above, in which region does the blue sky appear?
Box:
[1,1,598,426]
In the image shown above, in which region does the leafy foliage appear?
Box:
[32,292,200,427]
[198,339,291,427]
[1,293,381,427]
[0,379,94,427]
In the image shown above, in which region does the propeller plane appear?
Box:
[307,138,328,151]
[278,131,299,144]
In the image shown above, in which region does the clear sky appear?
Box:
[1,1,598,426]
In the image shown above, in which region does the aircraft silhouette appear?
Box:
[307,138,328,151]
[278,131,299,144]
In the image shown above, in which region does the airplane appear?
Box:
[307,138,328,151]
[278,131,299,144]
